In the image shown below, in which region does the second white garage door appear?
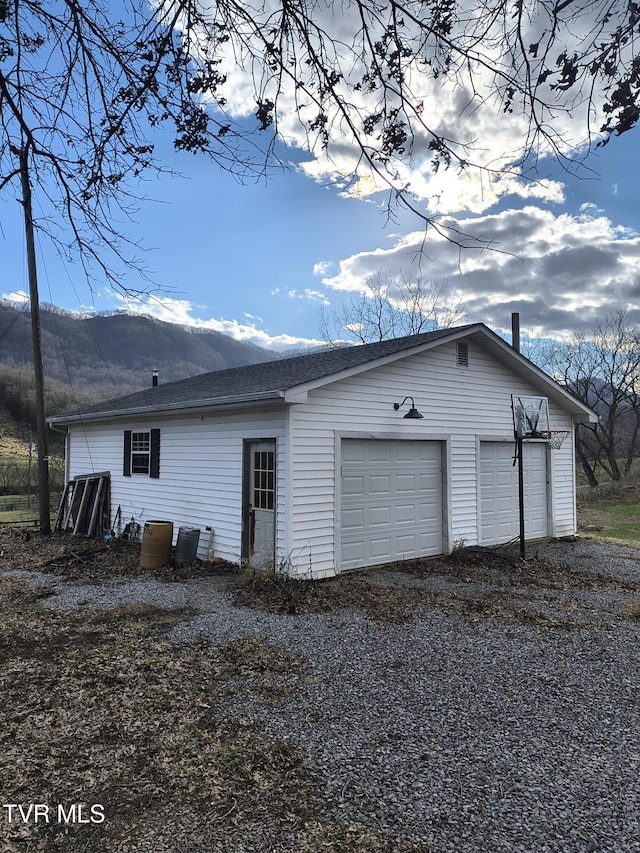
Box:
[479,441,548,546]
[340,439,443,571]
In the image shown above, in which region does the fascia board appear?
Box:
[475,329,599,423]
[283,389,308,403]
[48,390,286,427]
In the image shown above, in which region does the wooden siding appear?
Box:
[66,407,287,563]
[288,339,577,576]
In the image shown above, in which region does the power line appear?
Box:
[0,300,28,346]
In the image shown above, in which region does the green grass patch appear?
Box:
[602,503,640,519]
[0,496,37,525]
[0,494,59,527]
[578,501,640,542]
[0,510,38,525]
[576,470,640,541]
[0,493,37,510]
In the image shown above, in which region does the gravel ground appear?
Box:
[16,538,640,851]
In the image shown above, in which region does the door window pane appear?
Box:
[253,450,275,510]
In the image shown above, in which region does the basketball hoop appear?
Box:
[543,430,571,450]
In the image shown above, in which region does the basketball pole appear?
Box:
[517,435,526,559]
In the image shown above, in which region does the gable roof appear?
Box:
[48,323,597,425]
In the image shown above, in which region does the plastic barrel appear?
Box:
[174,526,201,563]
[140,520,173,568]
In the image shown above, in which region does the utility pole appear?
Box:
[20,144,50,533]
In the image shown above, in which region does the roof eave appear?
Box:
[473,328,598,422]
[48,390,286,426]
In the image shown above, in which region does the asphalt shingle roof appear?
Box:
[52,326,475,422]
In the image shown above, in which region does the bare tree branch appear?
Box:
[320,270,466,345]
[548,311,640,486]
[2,1,640,290]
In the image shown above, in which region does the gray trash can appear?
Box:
[174,526,201,562]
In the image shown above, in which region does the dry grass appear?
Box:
[2,530,640,850]
[232,547,640,630]
[0,532,429,853]
[0,436,30,457]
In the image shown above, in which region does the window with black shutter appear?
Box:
[123,429,160,478]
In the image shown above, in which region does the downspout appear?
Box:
[49,422,70,486]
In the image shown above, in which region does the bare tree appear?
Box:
[1,0,262,529]
[3,1,640,270]
[549,312,640,486]
[3,1,640,523]
[319,271,465,344]
[0,1,272,289]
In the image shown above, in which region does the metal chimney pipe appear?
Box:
[511,312,520,353]
[152,369,158,387]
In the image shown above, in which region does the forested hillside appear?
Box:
[0,301,275,412]
[0,301,277,441]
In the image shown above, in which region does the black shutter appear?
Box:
[123,430,132,476]
[150,429,160,479]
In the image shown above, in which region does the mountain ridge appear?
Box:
[0,301,278,403]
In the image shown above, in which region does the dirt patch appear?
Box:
[3,530,636,632]
[0,529,237,582]
[233,573,590,629]
[1,575,428,852]
[394,547,640,593]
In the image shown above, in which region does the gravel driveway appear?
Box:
[28,538,640,851]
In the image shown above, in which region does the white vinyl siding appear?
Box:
[547,417,576,538]
[66,407,286,562]
[287,339,577,576]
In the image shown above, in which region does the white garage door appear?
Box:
[340,439,443,571]
[480,441,548,546]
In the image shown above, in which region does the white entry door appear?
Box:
[340,439,443,571]
[247,440,276,568]
[479,441,548,545]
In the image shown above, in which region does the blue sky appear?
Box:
[2,130,403,349]
[3,130,637,353]
[3,5,640,352]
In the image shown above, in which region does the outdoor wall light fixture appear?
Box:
[393,396,424,419]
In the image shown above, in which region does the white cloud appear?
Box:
[1,290,29,304]
[323,206,640,339]
[112,293,324,351]
[579,202,605,217]
[313,261,333,276]
[192,0,613,218]
[286,288,330,305]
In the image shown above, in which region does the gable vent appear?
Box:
[456,340,469,367]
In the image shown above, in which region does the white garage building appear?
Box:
[49,324,597,578]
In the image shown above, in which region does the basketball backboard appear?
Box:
[511,395,550,438]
